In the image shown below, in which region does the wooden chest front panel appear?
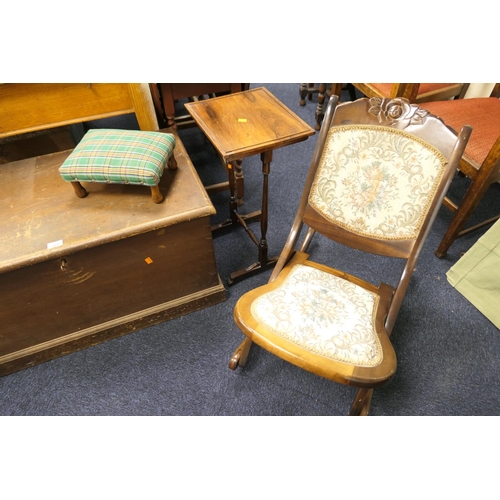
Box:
[0,216,221,370]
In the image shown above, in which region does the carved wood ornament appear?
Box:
[369,97,430,129]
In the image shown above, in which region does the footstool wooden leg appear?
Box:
[167,152,178,170]
[71,181,88,198]
[150,185,164,204]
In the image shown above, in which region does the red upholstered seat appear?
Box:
[423,97,500,169]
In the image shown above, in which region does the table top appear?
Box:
[185,87,315,162]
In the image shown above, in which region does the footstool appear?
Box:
[59,129,177,203]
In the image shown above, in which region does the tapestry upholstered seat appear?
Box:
[250,260,386,368]
[59,129,177,203]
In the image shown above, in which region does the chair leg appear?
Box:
[229,337,254,370]
[299,83,308,106]
[70,181,88,198]
[150,185,164,204]
[330,83,344,99]
[349,388,373,416]
[435,177,493,258]
[314,83,327,131]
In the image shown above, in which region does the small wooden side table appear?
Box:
[185,87,315,285]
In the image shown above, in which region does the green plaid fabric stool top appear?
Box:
[59,129,177,203]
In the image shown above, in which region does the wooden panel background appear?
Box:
[0,83,158,138]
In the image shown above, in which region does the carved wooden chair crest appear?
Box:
[229,96,471,415]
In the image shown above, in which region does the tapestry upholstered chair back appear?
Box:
[228,95,471,416]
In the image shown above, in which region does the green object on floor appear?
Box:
[447,219,500,329]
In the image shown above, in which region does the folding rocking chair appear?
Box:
[229,95,471,415]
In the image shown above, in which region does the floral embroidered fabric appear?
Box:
[251,264,383,367]
[308,125,447,240]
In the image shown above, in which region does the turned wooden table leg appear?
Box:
[258,150,272,267]
[227,149,278,285]
[234,159,244,205]
[227,161,239,224]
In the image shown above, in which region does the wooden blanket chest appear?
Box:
[0,130,225,375]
